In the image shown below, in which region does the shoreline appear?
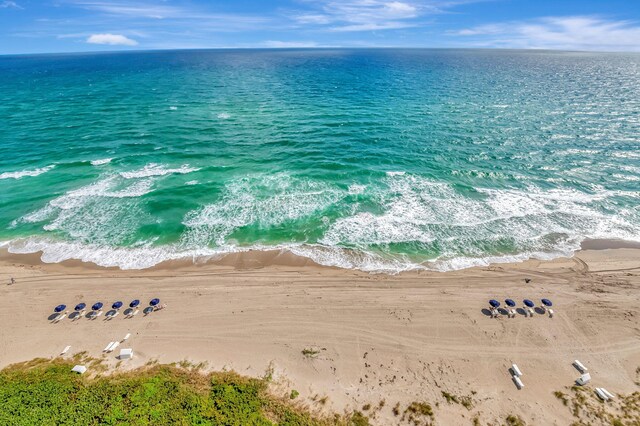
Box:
[1,247,639,424]
[1,237,639,274]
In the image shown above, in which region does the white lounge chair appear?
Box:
[103,342,115,352]
[601,388,615,399]
[548,308,554,317]
[509,308,517,318]
[576,373,591,386]
[595,388,609,401]
[94,310,103,319]
[60,346,71,356]
[108,342,120,353]
[526,307,534,317]
[511,364,523,377]
[513,376,524,389]
[131,309,139,317]
[122,333,131,342]
[54,314,67,323]
[573,360,588,373]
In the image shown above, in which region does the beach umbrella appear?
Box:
[541,298,553,307]
[92,302,103,311]
[74,303,86,311]
[505,299,516,307]
[112,301,123,310]
[54,304,66,313]
[489,299,500,308]
[523,299,534,308]
[129,299,140,308]
[149,298,160,306]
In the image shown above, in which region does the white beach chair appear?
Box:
[513,376,524,389]
[54,314,67,323]
[576,373,591,386]
[548,308,554,317]
[60,346,71,356]
[601,388,615,399]
[511,364,523,377]
[526,307,534,317]
[122,333,131,342]
[595,388,609,401]
[131,309,139,317]
[573,360,588,373]
[108,341,120,353]
[509,308,517,318]
[103,342,115,352]
[94,310,103,319]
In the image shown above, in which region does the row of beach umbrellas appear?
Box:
[54,298,160,313]
[488,298,552,309]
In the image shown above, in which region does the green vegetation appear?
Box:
[441,390,474,410]
[0,358,369,426]
[505,414,526,426]
[402,401,434,425]
[289,389,299,400]
[301,348,320,358]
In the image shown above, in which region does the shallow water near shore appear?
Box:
[0,49,639,272]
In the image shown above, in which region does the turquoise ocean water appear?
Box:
[0,49,638,272]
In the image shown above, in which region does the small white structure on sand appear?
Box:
[513,376,524,389]
[511,364,523,377]
[576,373,591,386]
[119,348,133,359]
[71,365,87,374]
[573,360,588,373]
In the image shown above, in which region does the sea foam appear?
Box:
[0,165,55,180]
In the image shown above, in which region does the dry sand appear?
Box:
[0,248,639,425]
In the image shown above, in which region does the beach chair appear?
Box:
[513,376,524,389]
[108,342,120,353]
[601,388,615,400]
[509,308,517,318]
[526,307,534,317]
[573,360,588,373]
[54,314,67,323]
[548,309,554,317]
[576,373,591,386]
[60,346,71,356]
[103,342,115,352]
[595,388,609,401]
[511,364,523,377]
[131,309,139,317]
[95,310,103,319]
[122,333,131,342]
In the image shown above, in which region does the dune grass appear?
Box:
[0,358,368,426]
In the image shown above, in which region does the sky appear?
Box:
[1,0,640,54]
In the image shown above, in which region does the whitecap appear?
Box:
[217,112,231,119]
[90,158,113,166]
[119,163,200,179]
[0,165,55,180]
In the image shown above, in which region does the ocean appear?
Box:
[0,49,638,272]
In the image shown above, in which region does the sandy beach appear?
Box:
[1,248,638,425]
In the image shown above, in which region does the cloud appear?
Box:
[0,0,21,8]
[450,16,640,51]
[263,40,321,48]
[289,0,481,32]
[291,0,421,32]
[86,33,138,45]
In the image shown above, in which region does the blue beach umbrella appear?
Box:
[505,299,516,307]
[129,299,140,308]
[489,299,500,308]
[74,303,86,311]
[112,301,123,309]
[149,298,160,306]
[523,299,535,308]
[541,298,553,307]
[92,302,103,311]
[54,304,66,313]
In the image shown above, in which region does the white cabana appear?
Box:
[119,348,133,359]
[71,365,87,374]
